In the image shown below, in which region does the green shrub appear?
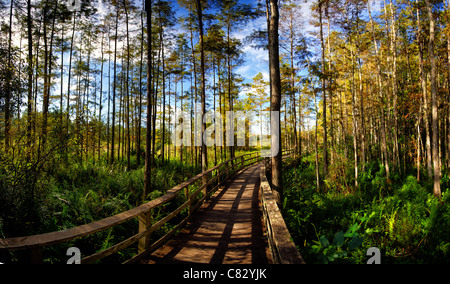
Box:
[396,175,428,202]
[282,155,450,264]
[0,153,47,237]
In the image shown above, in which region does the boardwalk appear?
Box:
[144,164,272,264]
[0,152,303,264]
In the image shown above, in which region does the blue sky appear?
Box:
[167,0,271,99]
[68,0,270,110]
[7,0,386,116]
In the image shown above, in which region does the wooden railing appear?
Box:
[0,152,262,264]
[260,154,305,264]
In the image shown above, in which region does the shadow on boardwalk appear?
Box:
[144,164,272,264]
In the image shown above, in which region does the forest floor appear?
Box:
[281,154,450,264]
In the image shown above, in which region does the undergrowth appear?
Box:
[0,150,200,263]
[282,154,450,264]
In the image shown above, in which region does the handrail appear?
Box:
[260,154,305,264]
[0,151,262,264]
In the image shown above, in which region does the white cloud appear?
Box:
[232,16,269,85]
[242,44,268,62]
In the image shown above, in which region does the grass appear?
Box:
[281,154,450,264]
[0,150,202,263]
[0,146,259,263]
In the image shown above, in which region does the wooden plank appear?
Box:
[0,151,261,263]
[0,191,178,250]
[123,213,191,264]
[259,164,305,264]
[82,200,191,264]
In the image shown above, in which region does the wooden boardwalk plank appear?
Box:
[144,164,271,264]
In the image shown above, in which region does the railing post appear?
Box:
[203,182,207,201]
[138,211,152,253]
[217,168,220,187]
[30,246,43,264]
[202,172,208,199]
[226,160,230,179]
[185,186,192,215]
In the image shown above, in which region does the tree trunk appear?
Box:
[67,13,75,138]
[347,4,358,189]
[387,0,400,173]
[197,0,208,187]
[448,29,450,170]
[445,0,450,170]
[213,59,217,165]
[143,0,153,199]
[137,7,144,167]
[188,9,198,166]
[313,75,320,192]
[60,23,64,140]
[159,6,166,165]
[413,0,432,178]
[368,0,390,179]
[319,1,328,176]
[355,4,365,171]
[327,16,334,165]
[226,20,235,162]
[98,34,104,162]
[124,0,131,171]
[26,0,33,153]
[42,0,58,153]
[110,10,119,165]
[289,15,298,157]
[351,49,358,190]
[267,0,282,203]
[5,0,13,150]
[140,0,153,253]
[41,2,49,157]
[425,0,441,198]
